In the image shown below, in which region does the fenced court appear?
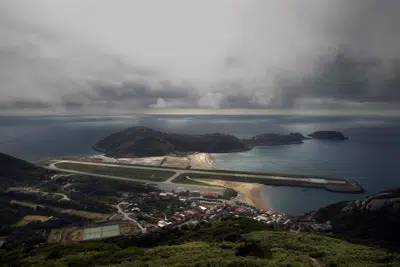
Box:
[83,224,120,240]
[48,222,139,244]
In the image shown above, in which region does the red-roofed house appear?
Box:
[203,192,221,199]
[184,210,198,215]
[171,216,182,222]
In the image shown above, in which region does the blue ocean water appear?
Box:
[1,114,399,215]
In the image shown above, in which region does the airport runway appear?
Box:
[45,160,363,193]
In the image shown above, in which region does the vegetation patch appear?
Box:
[59,209,110,221]
[7,199,109,221]
[221,188,238,200]
[3,218,400,267]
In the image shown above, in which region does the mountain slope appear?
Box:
[314,188,400,245]
[2,218,400,267]
[0,153,54,189]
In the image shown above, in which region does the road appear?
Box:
[47,160,226,193]
[53,193,70,201]
[117,202,146,233]
[45,159,362,193]
[48,160,346,184]
[48,161,168,184]
[7,187,71,201]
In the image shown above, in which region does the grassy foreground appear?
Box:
[2,218,400,267]
[54,163,175,182]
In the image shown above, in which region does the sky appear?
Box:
[1,0,400,116]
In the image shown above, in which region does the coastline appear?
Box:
[81,153,271,210]
[193,178,268,210]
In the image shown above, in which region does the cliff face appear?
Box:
[314,188,400,245]
[94,127,250,157]
[308,131,348,140]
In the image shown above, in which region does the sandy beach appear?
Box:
[193,179,268,210]
[188,153,215,169]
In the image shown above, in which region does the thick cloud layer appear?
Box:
[0,0,399,115]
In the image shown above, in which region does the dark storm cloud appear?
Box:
[92,81,190,102]
[281,52,400,108]
[0,1,399,115]
[276,0,400,109]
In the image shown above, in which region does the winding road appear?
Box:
[117,202,146,233]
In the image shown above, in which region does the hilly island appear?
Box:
[93,126,346,158]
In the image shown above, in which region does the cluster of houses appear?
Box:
[254,211,292,227]
[252,210,334,233]
[155,202,259,229]
[108,188,335,235]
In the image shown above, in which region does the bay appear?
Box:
[1,114,399,215]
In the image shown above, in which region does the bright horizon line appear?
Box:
[1,108,399,117]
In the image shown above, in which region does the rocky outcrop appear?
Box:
[313,188,400,245]
[308,131,348,140]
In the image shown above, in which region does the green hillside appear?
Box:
[2,218,400,267]
[0,153,55,189]
[93,126,250,157]
[93,126,308,158]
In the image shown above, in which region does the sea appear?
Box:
[1,114,400,215]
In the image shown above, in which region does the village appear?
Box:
[102,188,333,239]
[1,175,333,246]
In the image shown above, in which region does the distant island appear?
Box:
[246,133,303,146]
[94,126,308,157]
[308,131,348,140]
[93,126,249,157]
[94,126,348,157]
